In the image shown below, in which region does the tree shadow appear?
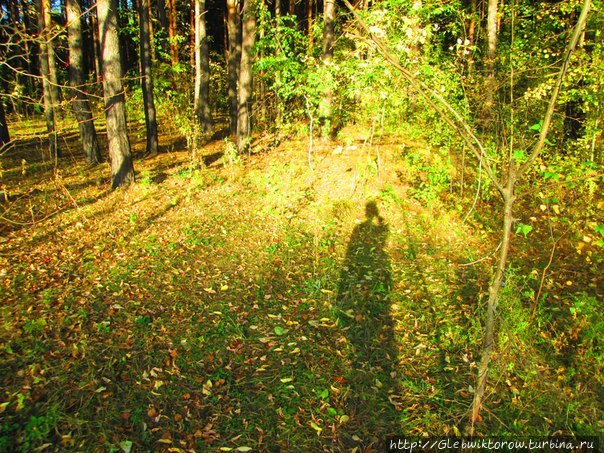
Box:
[336,200,401,447]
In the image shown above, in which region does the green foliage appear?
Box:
[595,224,604,248]
[139,170,153,186]
[255,8,358,132]
[515,222,533,237]
[255,13,309,123]
[401,145,452,205]
[22,318,46,336]
[568,294,604,371]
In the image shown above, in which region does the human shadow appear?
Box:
[336,201,401,447]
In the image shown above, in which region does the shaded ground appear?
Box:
[0,117,601,451]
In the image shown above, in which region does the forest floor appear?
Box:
[0,116,602,451]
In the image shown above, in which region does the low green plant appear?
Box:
[139,170,153,186]
[403,146,452,205]
[22,318,46,336]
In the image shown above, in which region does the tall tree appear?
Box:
[0,99,9,148]
[167,0,179,64]
[226,0,241,134]
[482,0,499,126]
[66,0,102,163]
[43,0,62,112]
[237,0,256,152]
[194,0,212,133]
[320,0,335,134]
[274,0,281,19]
[96,0,135,188]
[36,0,58,158]
[139,0,159,154]
[307,0,314,50]
[90,6,102,81]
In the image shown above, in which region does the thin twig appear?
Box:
[530,221,564,322]
[462,156,482,223]
[459,241,502,266]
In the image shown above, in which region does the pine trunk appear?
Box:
[36,0,58,158]
[307,0,313,50]
[194,0,212,133]
[167,0,179,64]
[90,9,103,81]
[43,0,63,112]
[66,0,102,163]
[0,100,9,147]
[237,0,256,152]
[482,0,499,126]
[320,0,335,135]
[96,0,135,188]
[226,0,241,135]
[139,0,159,154]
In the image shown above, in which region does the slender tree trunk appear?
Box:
[482,0,499,126]
[320,0,335,135]
[307,0,313,50]
[12,1,32,115]
[139,0,159,154]
[167,0,179,64]
[468,0,477,46]
[275,0,281,18]
[226,0,241,134]
[97,0,135,188]
[189,2,195,67]
[36,0,58,158]
[147,0,156,60]
[471,180,515,425]
[43,0,63,112]
[194,0,212,133]
[237,0,256,152]
[90,9,102,81]
[322,0,335,63]
[0,100,10,147]
[156,0,168,29]
[66,0,102,163]
[288,0,294,16]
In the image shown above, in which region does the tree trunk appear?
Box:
[320,0,335,134]
[66,0,102,163]
[226,0,241,135]
[167,0,179,65]
[43,0,63,112]
[36,0,58,158]
[147,0,156,60]
[482,0,499,126]
[90,8,103,81]
[139,0,159,154]
[156,0,168,29]
[194,0,212,133]
[0,100,10,148]
[237,0,256,152]
[322,0,335,62]
[96,0,135,188]
[307,0,313,50]
[189,1,195,67]
[470,181,515,425]
[275,0,280,18]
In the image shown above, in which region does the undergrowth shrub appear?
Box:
[487,266,603,435]
[401,145,452,205]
